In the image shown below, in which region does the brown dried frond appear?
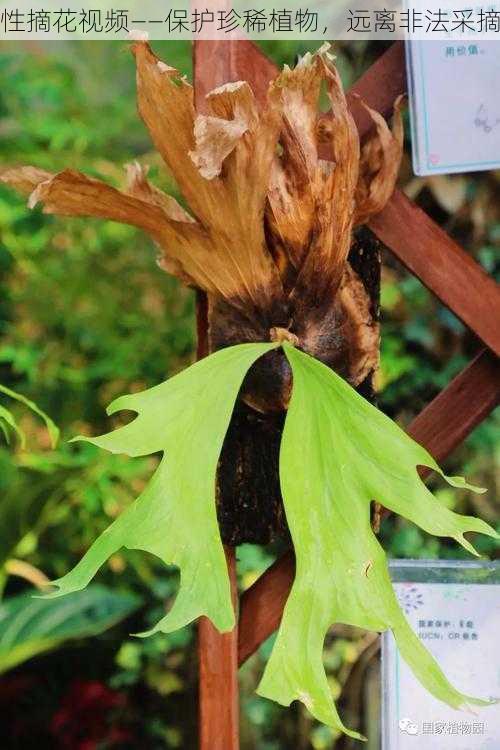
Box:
[266,52,326,272]
[132,42,283,313]
[0,166,52,196]
[354,95,405,226]
[1,43,403,396]
[291,56,360,305]
[125,161,195,223]
[1,166,206,288]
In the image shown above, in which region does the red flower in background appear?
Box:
[51,680,132,750]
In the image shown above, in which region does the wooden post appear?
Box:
[195,266,239,750]
[198,548,239,750]
[193,40,257,750]
[193,38,287,749]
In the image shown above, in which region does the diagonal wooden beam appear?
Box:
[405,349,500,464]
[338,46,500,355]
[369,192,500,356]
[345,41,406,130]
[238,349,500,664]
[238,549,295,666]
[196,39,405,137]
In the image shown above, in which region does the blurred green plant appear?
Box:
[0,585,141,674]
[0,383,59,447]
[0,416,141,686]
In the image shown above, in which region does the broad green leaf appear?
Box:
[257,344,497,739]
[0,383,59,448]
[0,584,141,674]
[44,343,277,635]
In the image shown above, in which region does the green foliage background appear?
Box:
[0,39,498,749]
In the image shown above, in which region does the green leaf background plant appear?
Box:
[43,342,497,739]
[0,584,141,674]
[0,383,60,600]
[0,360,139,679]
[0,383,59,448]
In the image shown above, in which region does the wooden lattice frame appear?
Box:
[192,40,500,749]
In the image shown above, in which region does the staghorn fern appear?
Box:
[2,43,497,737]
[1,42,404,541]
[42,342,497,739]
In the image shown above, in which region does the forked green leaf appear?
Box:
[257,344,497,738]
[39,342,496,739]
[44,343,277,635]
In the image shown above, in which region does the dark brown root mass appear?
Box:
[216,228,381,544]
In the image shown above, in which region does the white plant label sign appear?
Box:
[383,572,500,749]
[406,40,500,175]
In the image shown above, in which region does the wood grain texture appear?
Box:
[333,46,500,354]
[198,547,239,750]
[193,42,241,750]
[346,40,406,134]
[238,349,500,664]
[193,40,278,108]
[346,44,500,353]
[369,193,500,356]
[238,550,295,665]
[194,40,405,138]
